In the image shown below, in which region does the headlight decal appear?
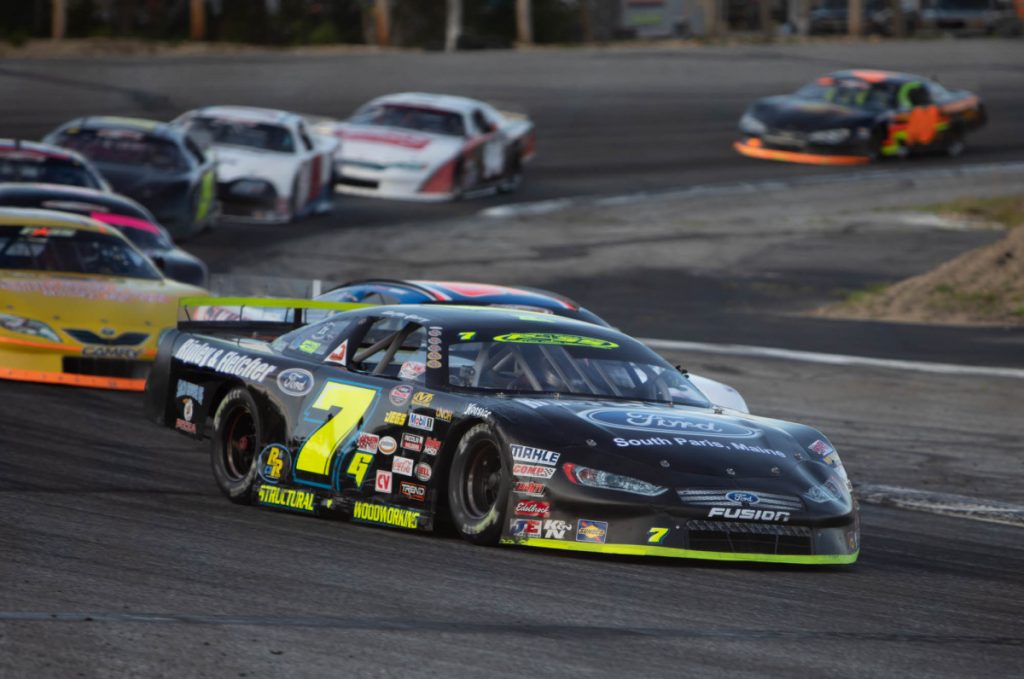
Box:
[563,462,667,497]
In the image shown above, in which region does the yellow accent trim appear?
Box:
[504,537,859,565]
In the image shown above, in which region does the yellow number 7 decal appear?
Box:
[295,382,378,476]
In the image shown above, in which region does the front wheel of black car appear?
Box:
[448,424,511,545]
[211,388,264,504]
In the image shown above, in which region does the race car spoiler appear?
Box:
[177,296,371,335]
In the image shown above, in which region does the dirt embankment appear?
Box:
[817,197,1024,326]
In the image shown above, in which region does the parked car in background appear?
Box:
[172,106,337,224]
[920,0,1023,35]
[810,0,920,34]
[43,117,219,240]
[0,184,208,287]
[0,139,110,191]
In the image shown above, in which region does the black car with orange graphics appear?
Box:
[145,300,858,566]
[735,70,986,165]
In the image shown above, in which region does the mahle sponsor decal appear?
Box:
[578,408,758,438]
[510,444,560,465]
[257,485,315,513]
[352,501,419,529]
[493,332,618,349]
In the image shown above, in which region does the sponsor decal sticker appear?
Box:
[428,328,442,337]
[493,332,618,349]
[357,432,380,454]
[510,444,560,465]
[414,462,432,482]
[257,444,291,484]
[427,351,442,361]
[257,485,315,513]
[375,470,392,493]
[576,519,608,544]
[544,519,573,539]
[384,411,407,426]
[175,418,196,434]
[352,501,419,529]
[708,508,790,522]
[299,339,322,354]
[174,339,276,383]
[401,433,424,452]
[400,481,427,502]
[580,408,759,438]
[83,346,141,359]
[809,439,834,456]
[435,408,454,422]
[514,481,545,497]
[647,527,669,544]
[277,368,315,397]
[392,456,414,476]
[423,437,441,455]
[514,500,550,518]
[326,339,348,366]
[399,361,426,381]
[513,463,556,479]
[510,518,542,538]
[465,404,491,418]
[378,436,398,455]
[726,491,760,505]
[408,413,434,431]
[426,360,442,369]
[176,379,205,404]
[182,397,195,423]
[390,384,413,406]
[347,451,374,486]
[412,392,434,407]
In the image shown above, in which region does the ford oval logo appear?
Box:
[578,408,758,438]
[277,368,314,397]
[726,491,760,505]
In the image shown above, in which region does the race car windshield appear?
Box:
[183,117,296,153]
[0,156,102,189]
[351,105,466,137]
[448,337,710,407]
[0,225,161,279]
[55,130,189,172]
[794,82,895,110]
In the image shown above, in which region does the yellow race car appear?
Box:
[0,208,207,390]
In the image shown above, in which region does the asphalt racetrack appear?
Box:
[2,40,1024,676]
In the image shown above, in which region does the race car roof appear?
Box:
[0,206,115,233]
[366,92,489,115]
[0,139,88,162]
[57,116,182,142]
[827,69,921,85]
[190,106,301,126]
[0,183,148,215]
[328,279,580,311]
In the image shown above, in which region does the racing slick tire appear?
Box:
[447,423,512,545]
[211,387,264,504]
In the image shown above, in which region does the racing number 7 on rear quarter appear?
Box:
[295,382,377,476]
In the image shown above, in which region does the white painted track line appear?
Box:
[857,484,1024,528]
[641,337,1024,380]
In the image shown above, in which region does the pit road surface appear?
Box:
[2,41,1023,677]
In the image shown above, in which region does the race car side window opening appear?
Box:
[55,130,189,172]
[447,339,709,407]
[0,156,101,189]
[183,117,296,154]
[351,104,466,137]
[794,81,896,111]
[348,317,428,380]
[0,225,161,280]
[272,318,354,360]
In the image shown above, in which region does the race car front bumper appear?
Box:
[734,138,871,166]
[0,334,151,390]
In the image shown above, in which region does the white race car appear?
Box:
[314,92,535,202]
[172,106,338,223]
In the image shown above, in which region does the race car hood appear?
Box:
[337,124,464,168]
[0,270,204,344]
[749,95,878,131]
[212,146,299,190]
[499,398,849,510]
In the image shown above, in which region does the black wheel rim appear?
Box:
[223,406,256,480]
[463,440,502,519]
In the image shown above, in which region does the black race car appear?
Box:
[0,184,208,287]
[0,139,109,190]
[735,70,986,165]
[43,117,219,240]
[145,300,858,565]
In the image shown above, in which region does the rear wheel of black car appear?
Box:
[448,424,511,545]
[211,388,263,504]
